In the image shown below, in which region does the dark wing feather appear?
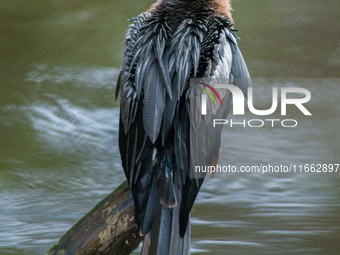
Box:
[161,71,178,145]
[143,60,165,143]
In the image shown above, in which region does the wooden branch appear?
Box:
[46,181,143,255]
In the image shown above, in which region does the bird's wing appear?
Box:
[189,24,251,180]
[118,12,171,229]
[178,16,251,236]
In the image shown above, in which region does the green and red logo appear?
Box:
[197,82,222,106]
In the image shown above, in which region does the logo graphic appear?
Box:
[196,82,223,115]
[198,83,312,117]
[192,79,312,128]
[197,82,223,107]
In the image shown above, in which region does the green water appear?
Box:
[1,0,340,254]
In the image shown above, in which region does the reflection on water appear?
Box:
[1,0,340,254]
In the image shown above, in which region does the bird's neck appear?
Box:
[149,0,233,22]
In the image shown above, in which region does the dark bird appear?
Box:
[116,0,250,254]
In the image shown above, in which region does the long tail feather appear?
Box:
[141,203,190,255]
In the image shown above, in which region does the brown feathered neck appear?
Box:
[149,0,233,22]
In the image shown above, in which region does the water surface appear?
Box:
[0,0,339,254]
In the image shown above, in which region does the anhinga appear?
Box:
[116,0,250,254]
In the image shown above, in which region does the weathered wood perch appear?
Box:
[46,181,143,255]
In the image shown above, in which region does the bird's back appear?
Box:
[116,1,250,254]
